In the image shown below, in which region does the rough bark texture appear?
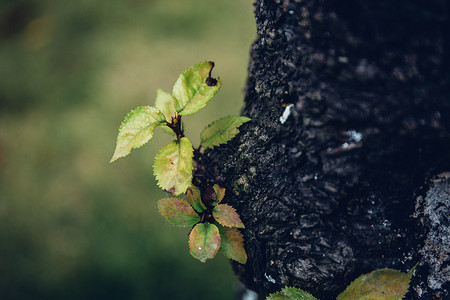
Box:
[196,0,450,298]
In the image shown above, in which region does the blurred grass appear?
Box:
[0,0,255,299]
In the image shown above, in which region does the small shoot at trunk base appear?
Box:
[159,184,247,264]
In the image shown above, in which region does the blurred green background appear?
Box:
[0,1,255,299]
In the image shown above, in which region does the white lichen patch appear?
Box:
[279,104,294,124]
[346,129,363,143]
[328,129,364,154]
[338,56,349,63]
[264,272,276,284]
[418,177,450,290]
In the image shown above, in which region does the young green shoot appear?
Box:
[111,61,250,263]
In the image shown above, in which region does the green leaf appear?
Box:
[158,124,176,135]
[172,61,221,116]
[266,287,318,300]
[153,137,193,195]
[213,184,225,203]
[189,223,221,263]
[155,89,177,121]
[213,204,244,228]
[186,185,206,213]
[158,121,184,136]
[218,226,247,264]
[200,116,251,149]
[110,106,166,162]
[337,268,415,300]
[157,198,200,227]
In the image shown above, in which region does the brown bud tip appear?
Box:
[206,77,218,86]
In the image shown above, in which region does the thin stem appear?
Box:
[166,115,184,141]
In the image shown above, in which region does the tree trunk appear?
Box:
[196,0,450,298]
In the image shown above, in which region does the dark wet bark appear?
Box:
[196,0,450,298]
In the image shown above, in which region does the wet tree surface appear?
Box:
[195,0,450,299]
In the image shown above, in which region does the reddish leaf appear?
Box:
[213,184,226,203]
[218,226,247,264]
[158,198,200,227]
[186,186,206,213]
[189,223,221,263]
[202,185,217,206]
[213,204,244,228]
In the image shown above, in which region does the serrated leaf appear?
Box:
[213,204,244,228]
[189,223,221,263]
[200,116,251,149]
[218,226,247,264]
[157,198,200,227]
[153,137,193,195]
[155,89,177,121]
[110,106,166,162]
[187,185,206,213]
[172,61,221,116]
[266,287,318,300]
[337,268,414,300]
[213,184,225,203]
[203,185,217,207]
